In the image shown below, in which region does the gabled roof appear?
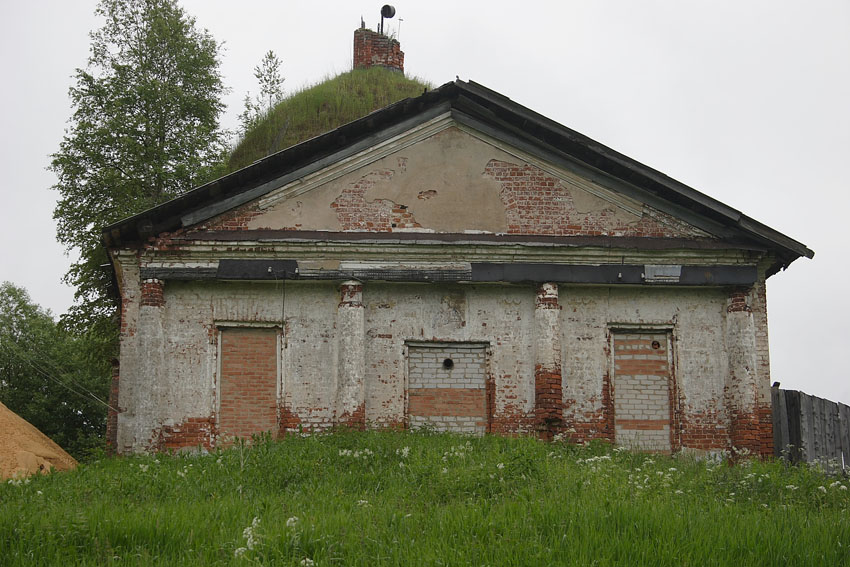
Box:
[103,79,813,273]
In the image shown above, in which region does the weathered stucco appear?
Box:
[240,127,706,238]
[247,127,512,233]
[113,270,768,455]
[109,118,779,457]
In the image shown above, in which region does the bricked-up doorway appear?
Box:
[406,342,490,434]
[218,327,279,440]
[611,331,674,452]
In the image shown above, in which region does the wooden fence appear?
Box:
[772,387,850,469]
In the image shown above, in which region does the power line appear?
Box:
[0,339,117,412]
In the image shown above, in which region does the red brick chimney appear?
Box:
[353,25,404,73]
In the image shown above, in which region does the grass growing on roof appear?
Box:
[227,67,431,173]
[2,430,849,566]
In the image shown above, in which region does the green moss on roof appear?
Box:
[227,67,431,173]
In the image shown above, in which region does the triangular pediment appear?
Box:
[104,79,811,271]
[197,122,709,239]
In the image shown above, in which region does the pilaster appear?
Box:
[337,280,366,428]
[534,282,563,437]
[725,287,762,455]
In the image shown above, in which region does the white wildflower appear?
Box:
[841,485,848,491]
[357,500,369,507]
[396,446,410,458]
[785,485,798,490]
[496,462,505,470]
[818,486,827,494]
[674,490,683,495]
[138,464,149,472]
[668,467,677,472]
[300,559,314,567]
[830,481,842,489]
[234,547,247,558]
[36,490,43,495]
[441,467,448,474]
[242,517,260,550]
[286,516,299,528]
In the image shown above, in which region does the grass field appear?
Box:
[2,431,848,566]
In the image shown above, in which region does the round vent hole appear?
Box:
[443,358,454,369]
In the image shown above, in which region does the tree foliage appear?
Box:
[50,0,228,331]
[238,50,285,135]
[0,283,110,460]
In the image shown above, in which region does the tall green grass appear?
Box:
[2,431,848,566]
[227,68,431,173]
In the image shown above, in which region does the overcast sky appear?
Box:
[2,1,848,403]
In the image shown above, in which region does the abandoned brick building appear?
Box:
[103,29,812,456]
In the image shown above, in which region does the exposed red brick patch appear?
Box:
[278,405,302,434]
[730,405,773,457]
[331,170,421,231]
[339,282,364,307]
[490,405,535,435]
[149,416,216,452]
[484,160,702,237]
[140,279,165,307]
[727,288,751,313]
[534,366,563,438]
[678,409,729,451]
[192,202,265,231]
[337,403,366,430]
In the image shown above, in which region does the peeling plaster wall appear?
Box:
[114,272,766,454]
[362,283,537,431]
[561,286,730,450]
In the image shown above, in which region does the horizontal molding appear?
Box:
[141,260,757,286]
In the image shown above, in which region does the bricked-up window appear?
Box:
[219,327,278,440]
[611,331,673,452]
[407,343,489,434]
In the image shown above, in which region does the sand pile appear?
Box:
[0,401,77,480]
